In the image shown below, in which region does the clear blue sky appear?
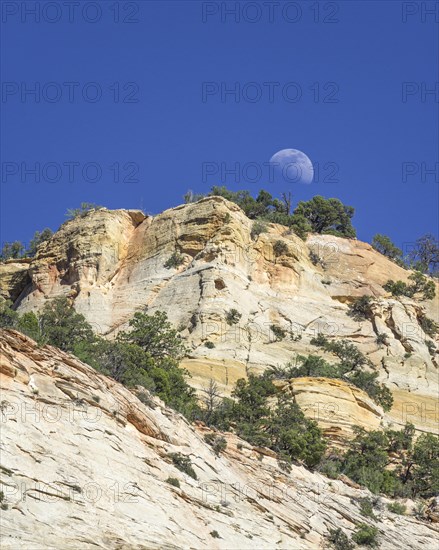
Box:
[1,1,437,252]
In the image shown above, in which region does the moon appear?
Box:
[269,149,314,184]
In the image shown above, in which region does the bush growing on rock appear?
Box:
[167,452,197,479]
[357,497,378,520]
[348,295,373,320]
[39,297,95,352]
[226,308,242,325]
[352,524,379,547]
[166,477,180,488]
[65,202,103,220]
[383,271,435,300]
[419,315,438,338]
[270,324,287,341]
[27,228,53,257]
[164,252,185,269]
[5,301,199,417]
[251,220,268,240]
[119,311,187,363]
[372,234,402,263]
[0,229,53,261]
[273,240,288,257]
[375,333,387,347]
[293,196,356,238]
[308,336,393,411]
[0,299,18,328]
[208,373,327,469]
[16,311,41,342]
[387,502,406,515]
[204,433,227,455]
[206,187,357,239]
[328,423,438,500]
[327,528,354,550]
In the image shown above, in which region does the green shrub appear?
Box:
[72,310,198,417]
[164,251,185,269]
[210,530,220,538]
[290,214,311,240]
[279,355,340,379]
[205,187,358,239]
[16,312,41,342]
[66,202,102,220]
[265,395,327,468]
[387,502,406,515]
[348,296,373,320]
[352,524,379,547]
[372,234,402,262]
[384,272,435,300]
[413,502,426,519]
[39,297,95,352]
[425,340,436,355]
[167,452,197,480]
[358,497,377,520]
[204,433,227,455]
[166,477,180,488]
[376,333,387,346]
[27,228,53,257]
[408,272,436,299]
[0,299,18,328]
[208,374,326,469]
[309,250,321,266]
[309,336,393,410]
[119,310,187,362]
[333,423,438,499]
[273,240,288,257]
[383,280,410,297]
[270,324,287,341]
[226,308,242,325]
[327,528,354,550]
[349,370,393,411]
[293,195,356,238]
[419,316,438,338]
[407,433,439,498]
[251,220,268,239]
[317,455,343,479]
[204,341,215,349]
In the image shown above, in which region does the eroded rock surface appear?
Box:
[1,330,438,549]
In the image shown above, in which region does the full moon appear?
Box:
[269,149,314,184]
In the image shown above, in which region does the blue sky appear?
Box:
[1,1,437,252]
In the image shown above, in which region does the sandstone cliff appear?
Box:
[1,198,438,440]
[1,329,438,549]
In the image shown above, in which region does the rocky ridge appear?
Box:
[1,198,438,440]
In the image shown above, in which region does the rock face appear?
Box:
[1,198,438,439]
[1,329,438,550]
[0,260,31,302]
